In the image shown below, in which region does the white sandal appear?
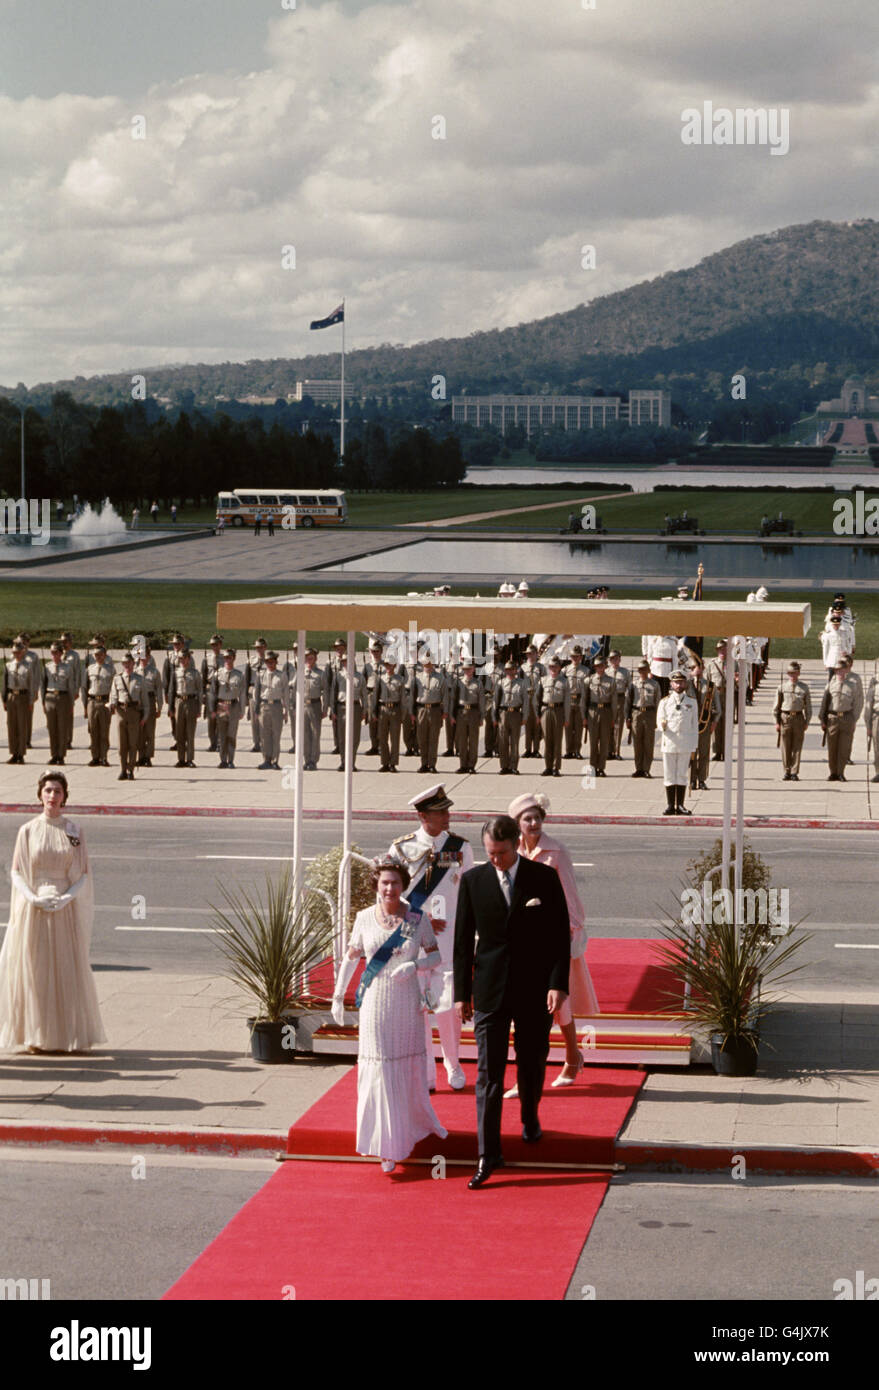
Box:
[551,1051,585,1087]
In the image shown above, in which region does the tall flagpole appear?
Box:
[340,298,346,461]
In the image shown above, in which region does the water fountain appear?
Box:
[68,500,129,549]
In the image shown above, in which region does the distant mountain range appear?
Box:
[8,218,879,412]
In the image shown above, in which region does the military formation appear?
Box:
[2,589,877,788]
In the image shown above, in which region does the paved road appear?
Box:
[0,818,874,984]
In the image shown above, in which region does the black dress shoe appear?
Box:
[522,1123,542,1143]
[468,1156,504,1189]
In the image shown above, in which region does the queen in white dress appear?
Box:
[0,771,105,1053]
[332,859,447,1172]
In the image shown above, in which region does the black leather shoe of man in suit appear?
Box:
[468,1156,505,1190]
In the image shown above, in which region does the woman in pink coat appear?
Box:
[508,791,600,1086]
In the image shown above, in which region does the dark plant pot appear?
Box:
[710,1031,758,1077]
[248,1018,297,1064]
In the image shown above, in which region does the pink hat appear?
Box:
[507,791,550,820]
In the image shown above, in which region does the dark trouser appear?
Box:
[524,707,541,756]
[565,702,583,758]
[139,709,157,760]
[541,705,564,771]
[5,691,29,759]
[692,724,712,785]
[497,708,523,771]
[416,704,442,767]
[712,707,726,758]
[780,711,806,775]
[45,694,72,760]
[483,711,497,757]
[474,999,553,1160]
[826,711,855,778]
[455,707,481,768]
[631,709,657,774]
[587,705,613,772]
[87,698,111,761]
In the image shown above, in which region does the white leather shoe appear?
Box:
[380,1159,396,1173]
[446,1065,466,1090]
[503,1084,519,1099]
[551,1052,585,1087]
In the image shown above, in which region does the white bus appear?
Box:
[216,488,347,529]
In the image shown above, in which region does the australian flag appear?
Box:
[310,303,344,330]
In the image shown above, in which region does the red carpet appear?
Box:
[585,938,683,1014]
[165,1063,642,1301]
[164,1158,610,1301]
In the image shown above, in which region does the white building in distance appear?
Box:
[451,388,671,436]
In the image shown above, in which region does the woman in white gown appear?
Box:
[0,771,105,1053]
[332,858,447,1172]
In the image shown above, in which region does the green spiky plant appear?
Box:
[211,866,336,1023]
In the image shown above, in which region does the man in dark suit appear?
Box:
[454,814,570,1189]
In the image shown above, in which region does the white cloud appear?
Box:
[1,0,878,384]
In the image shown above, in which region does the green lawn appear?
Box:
[456,488,879,534]
[0,579,873,663]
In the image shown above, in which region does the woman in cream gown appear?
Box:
[332,858,447,1172]
[0,771,105,1053]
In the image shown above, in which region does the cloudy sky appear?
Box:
[2,0,877,386]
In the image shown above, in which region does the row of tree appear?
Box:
[0,394,467,504]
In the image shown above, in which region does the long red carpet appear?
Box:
[165,1062,642,1301]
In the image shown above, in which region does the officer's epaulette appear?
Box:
[392,831,418,846]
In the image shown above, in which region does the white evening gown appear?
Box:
[0,814,106,1052]
[351,907,448,1162]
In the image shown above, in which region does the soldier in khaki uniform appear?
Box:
[17,634,41,750]
[209,648,247,768]
[371,658,408,771]
[583,655,618,777]
[332,653,365,772]
[687,657,721,790]
[82,642,114,766]
[865,663,879,783]
[59,632,82,750]
[137,647,163,766]
[480,646,501,761]
[246,638,268,753]
[255,651,291,770]
[607,650,631,759]
[41,641,75,764]
[171,649,203,767]
[3,637,32,763]
[362,640,385,756]
[773,661,812,781]
[450,660,485,774]
[708,640,729,760]
[625,659,661,777]
[521,645,546,758]
[412,656,446,774]
[536,655,570,776]
[440,652,461,759]
[494,658,530,774]
[110,653,145,780]
[201,635,224,753]
[328,638,348,756]
[819,660,863,781]
[301,648,328,770]
[564,646,589,759]
[162,633,187,752]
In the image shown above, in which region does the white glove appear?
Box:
[11,871,43,907]
[53,894,73,910]
[331,953,359,1026]
[416,950,441,974]
[390,960,417,981]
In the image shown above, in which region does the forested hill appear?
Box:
[9,218,879,406]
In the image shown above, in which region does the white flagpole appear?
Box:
[340,298,346,461]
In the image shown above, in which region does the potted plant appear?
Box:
[211,866,335,1064]
[655,838,808,1076]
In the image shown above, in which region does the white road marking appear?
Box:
[833,943,879,949]
[114,925,224,934]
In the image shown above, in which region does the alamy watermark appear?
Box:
[681,885,790,932]
[382,622,497,668]
[832,491,879,536]
[681,102,789,156]
[0,498,51,547]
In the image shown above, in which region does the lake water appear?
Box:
[465,465,877,490]
[328,537,879,586]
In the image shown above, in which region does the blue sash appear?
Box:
[407,833,465,914]
[355,922,407,1008]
